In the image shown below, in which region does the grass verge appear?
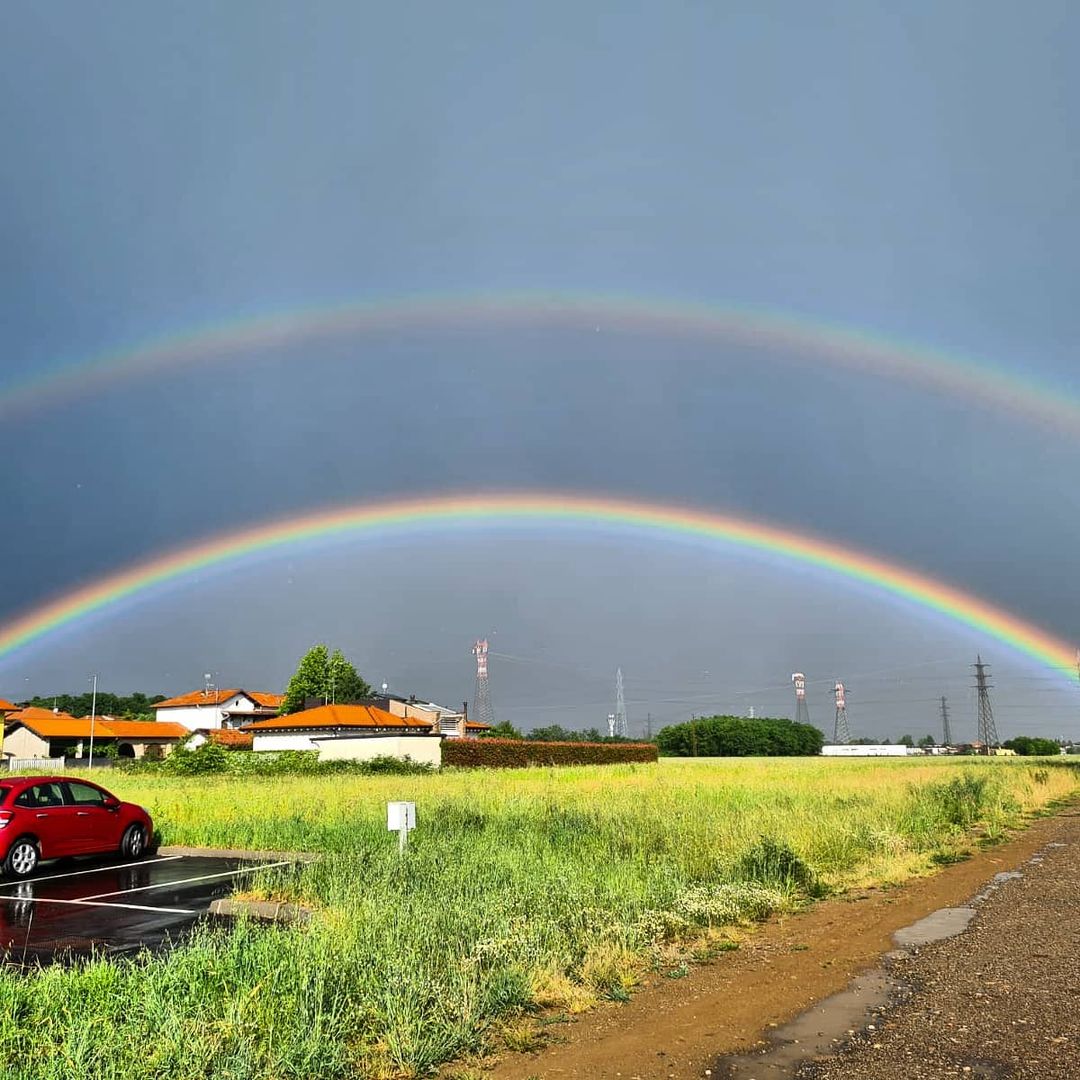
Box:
[0,756,1073,1079]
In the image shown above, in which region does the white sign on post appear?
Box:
[387,801,416,853]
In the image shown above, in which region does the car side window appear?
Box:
[65,783,106,806]
[14,783,65,808]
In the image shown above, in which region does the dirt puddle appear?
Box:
[486,811,1068,1080]
[717,859,1034,1078]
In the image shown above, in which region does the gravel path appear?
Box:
[806,809,1080,1080]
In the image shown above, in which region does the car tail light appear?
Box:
[0,812,13,829]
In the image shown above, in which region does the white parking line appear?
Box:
[0,856,184,890]
[0,895,196,915]
[78,860,291,901]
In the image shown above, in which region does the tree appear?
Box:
[1002,736,1060,757]
[526,724,577,742]
[655,716,824,757]
[280,645,371,714]
[917,734,936,749]
[327,648,371,704]
[898,734,915,748]
[482,720,523,739]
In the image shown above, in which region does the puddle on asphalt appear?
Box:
[716,857,1035,1078]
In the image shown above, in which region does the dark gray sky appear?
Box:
[3,2,1079,737]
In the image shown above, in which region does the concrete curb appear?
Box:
[157,845,319,863]
[209,898,314,924]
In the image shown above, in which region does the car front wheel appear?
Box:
[120,824,147,860]
[4,839,39,879]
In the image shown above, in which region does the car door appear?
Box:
[13,782,78,858]
[62,782,123,853]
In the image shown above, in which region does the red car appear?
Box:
[0,777,153,878]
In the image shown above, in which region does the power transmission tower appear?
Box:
[472,639,494,727]
[611,668,627,737]
[645,712,652,740]
[940,695,952,746]
[973,655,998,754]
[792,672,811,727]
[833,681,851,744]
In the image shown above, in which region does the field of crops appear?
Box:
[0,756,1074,1080]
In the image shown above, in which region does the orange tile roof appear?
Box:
[155,689,279,710]
[154,688,243,708]
[248,692,283,709]
[242,704,434,732]
[89,719,190,740]
[6,710,188,741]
[6,712,100,739]
[0,699,18,713]
[7,707,77,723]
[208,729,254,749]
[465,721,492,729]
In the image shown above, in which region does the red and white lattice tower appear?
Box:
[833,681,851,744]
[791,672,811,727]
[472,639,495,727]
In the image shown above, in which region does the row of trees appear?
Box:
[480,721,633,743]
[18,691,166,720]
[656,716,824,757]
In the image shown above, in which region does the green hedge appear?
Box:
[119,744,434,777]
[443,738,658,769]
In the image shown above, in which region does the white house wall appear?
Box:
[251,733,318,752]
[156,694,255,731]
[2,728,50,759]
[313,735,443,767]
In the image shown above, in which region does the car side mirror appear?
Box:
[103,797,120,810]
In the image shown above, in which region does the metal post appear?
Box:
[88,674,98,769]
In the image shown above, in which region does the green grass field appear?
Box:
[0,757,1074,1080]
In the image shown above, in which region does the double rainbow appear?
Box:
[4,291,1080,435]
[0,493,1074,681]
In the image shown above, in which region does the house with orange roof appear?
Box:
[184,727,255,751]
[0,700,18,715]
[241,703,443,766]
[3,708,189,761]
[153,687,283,731]
[370,693,492,739]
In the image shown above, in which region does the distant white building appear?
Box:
[154,688,282,732]
[821,744,914,757]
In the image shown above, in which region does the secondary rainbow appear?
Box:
[0,493,1074,681]
[4,291,1080,435]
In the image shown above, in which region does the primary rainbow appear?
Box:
[0,492,1074,681]
[4,291,1080,434]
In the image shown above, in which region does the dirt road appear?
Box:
[488,809,1077,1080]
[805,808,1080,1080]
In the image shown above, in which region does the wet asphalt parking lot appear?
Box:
[0,854,287,966]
